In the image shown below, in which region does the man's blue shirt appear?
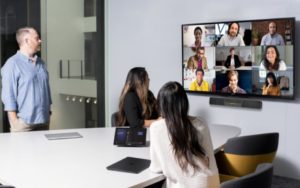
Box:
[1,51,52,124]
[260,33,285,45]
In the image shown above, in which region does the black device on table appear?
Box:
[113,127,147,147]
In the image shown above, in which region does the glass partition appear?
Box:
[0,0,104,132]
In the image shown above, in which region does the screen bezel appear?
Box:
[181,17,295,100]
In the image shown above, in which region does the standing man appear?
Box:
[1,27,51,132]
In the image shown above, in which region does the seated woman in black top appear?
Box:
[224,47,241,69]
[117,67,158,128]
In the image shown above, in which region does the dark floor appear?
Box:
[272,175,300,188]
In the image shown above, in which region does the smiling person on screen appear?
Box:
[261,21,285,46]
[259,45,287,71]
[221,70,246,94]
[191,27,203,52]
[189,68,210,92]
[218,22,245,46]
[224,47,241,69]
[187,47,208,71]
[262,72,280,96]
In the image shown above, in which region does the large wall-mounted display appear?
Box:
[182,17,295,100]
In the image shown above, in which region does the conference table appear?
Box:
[0,124,241,188]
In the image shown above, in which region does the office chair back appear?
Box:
[216,132,279,181]
[220,163,273,188]
[111,112,118,127]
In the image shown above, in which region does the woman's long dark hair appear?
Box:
[157,81,207,172]
[263,45,281,71]
[118,67,152,126]
[265,72,278,86]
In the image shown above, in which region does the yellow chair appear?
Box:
[220,163,273,188]
[215,132,279,182]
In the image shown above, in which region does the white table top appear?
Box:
[0,124,240,188]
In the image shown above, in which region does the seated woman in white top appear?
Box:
[259,45,287,71]
[149,81,220,188]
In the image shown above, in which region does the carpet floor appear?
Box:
[272,175,300,188]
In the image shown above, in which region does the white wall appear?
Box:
[107,0,300,179]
